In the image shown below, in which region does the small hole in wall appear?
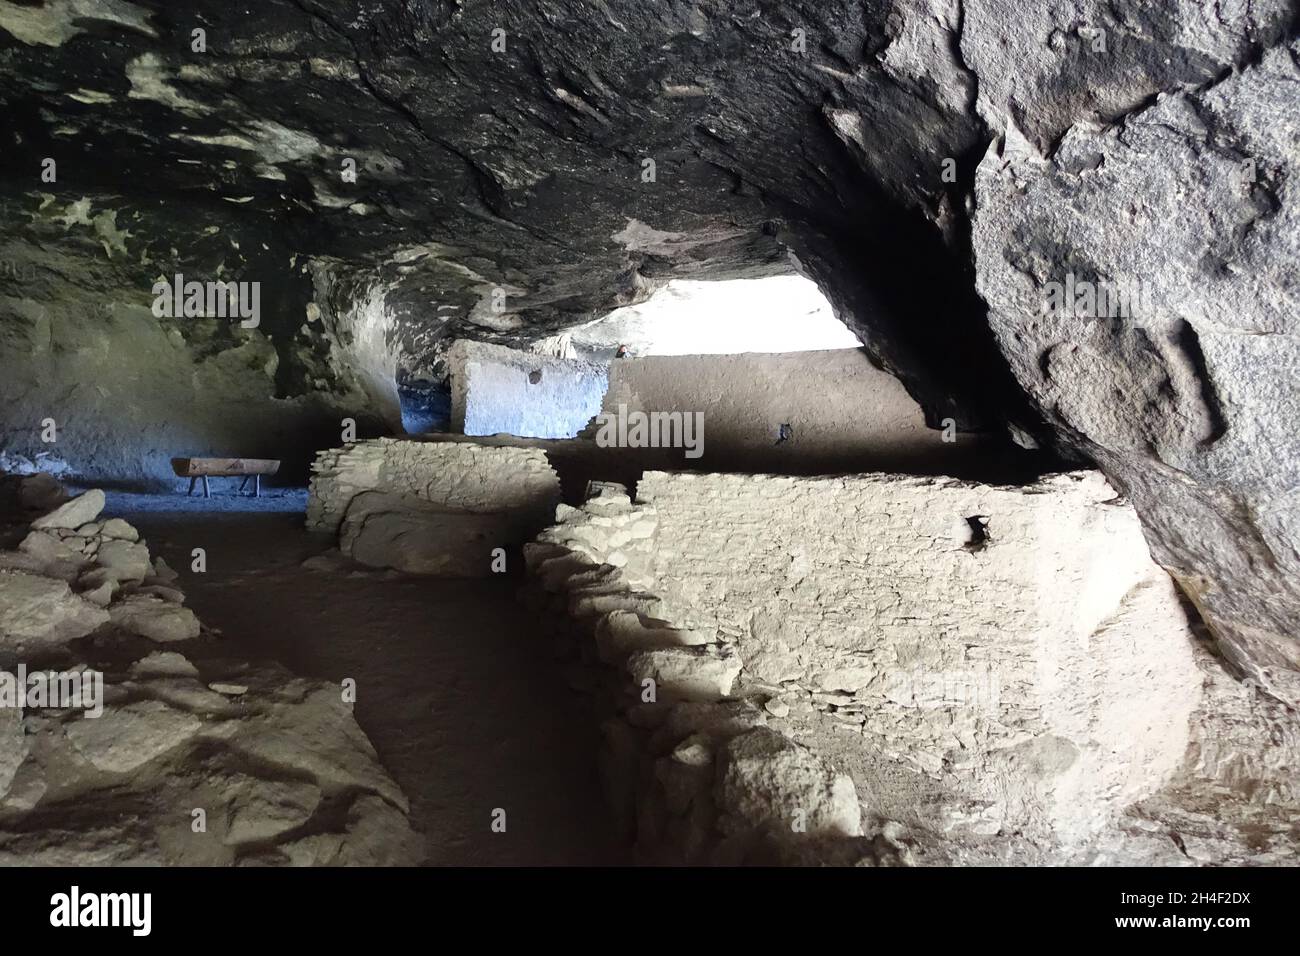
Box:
[528,369,542,384]
[963,515,990,553]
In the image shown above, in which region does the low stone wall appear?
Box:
[517,469,1300,864]
[307,438,563,576]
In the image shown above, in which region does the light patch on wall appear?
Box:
[0,0,155,48]
[126,53,210,115]
[572,275,861,357]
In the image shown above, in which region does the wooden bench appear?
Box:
[171,457,280,498]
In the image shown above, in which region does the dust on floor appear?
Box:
[109,492,624,866]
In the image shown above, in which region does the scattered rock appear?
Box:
[0,570,109,648]
[764,698,790,719]
[150,556,179,583]
[93,539,153,584]
[0,482,421,866]
[79,581,115,608]
[30,490,105,531]
[18,530,90,570]
[129,651,200,679]
[108,595,201,643]
[100,518,140,542]
[65,700,202,774]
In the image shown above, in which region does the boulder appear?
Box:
[93,539,153,584]
[716,728,863,839]
[30,490,105,531]
[109,596,201,643]
[100,518,139,542]
[18,530,90,571]
[0,570,109,648]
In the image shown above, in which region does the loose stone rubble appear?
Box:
[0,477,420,865]
[525,472,1300,865]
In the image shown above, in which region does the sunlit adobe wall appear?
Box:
[448,340,608,439]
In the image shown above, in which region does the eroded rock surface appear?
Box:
[973,42,1300,705]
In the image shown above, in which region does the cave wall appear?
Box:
[973,41,1300,705]
[600,348,957,473]
[0,196,396,486]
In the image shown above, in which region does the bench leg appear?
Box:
[202,475,210,499]
[187,477,196,497]
[254,475,261,498]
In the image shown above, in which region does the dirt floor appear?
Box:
[106,490,625,866]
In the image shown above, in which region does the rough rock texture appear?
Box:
[0,570,109,650]
[974,41,1300,707]
[527,471,1300,864]
[597,347,972,473]
[0,478,420,865]
[523,481,906,865]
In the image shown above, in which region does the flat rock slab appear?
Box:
[30,490,104,531]
[340,490,523,577]
[108,595,201,643]
[0,570,109,648]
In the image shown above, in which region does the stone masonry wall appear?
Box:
[634,470,1205,843]
[307,438,564,576]
[523,482,908,865]
[520,469,1299,864]
[307,437,561,534]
